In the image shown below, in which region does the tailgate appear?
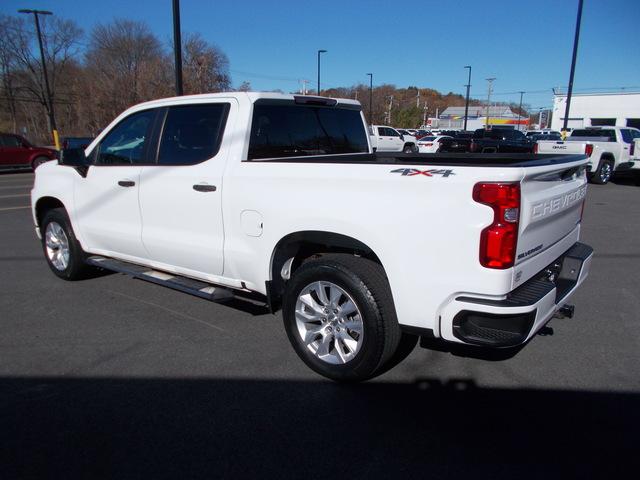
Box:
[536,140,585,155]
[517,158,588,266]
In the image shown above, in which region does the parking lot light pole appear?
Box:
[172,0,183,96]
[317,50,327,95]
[517,91,524,131]
[563,0,583,134]
[18,9,59,149]
[367,73,373,123]
[463,66,471,131]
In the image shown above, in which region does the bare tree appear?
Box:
[182,33,230,94]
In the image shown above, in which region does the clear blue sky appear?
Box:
[3,0,639,109]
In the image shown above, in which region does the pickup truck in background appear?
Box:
[31,92,593,382]
[536,126,640,184]
[369,125,417,153]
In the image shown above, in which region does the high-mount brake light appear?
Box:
[473,182,521,269]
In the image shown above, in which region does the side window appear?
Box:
[158,103,229,165]
[630,129,640,139]
[95,109,156,165]
[248,103,369,160]
[389,129,400,137]
[2,135,21,147]
[620,129,632,144]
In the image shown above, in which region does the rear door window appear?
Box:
[157,103,230,165]
[248,103,369,159]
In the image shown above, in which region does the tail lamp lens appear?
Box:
[533,142,539,154]
[585,144,594,157]
[473,182,521,269]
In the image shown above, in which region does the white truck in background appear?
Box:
[369,125,417,153]
[31,92,593,382]
[536,126,640,184]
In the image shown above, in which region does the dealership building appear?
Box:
[551,91,640,131]
[433,106,528,131]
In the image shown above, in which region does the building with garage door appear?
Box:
[551,91,640,131]
[436,106,528,131]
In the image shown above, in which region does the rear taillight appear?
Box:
[585,144,594,157]
[533,142,539,154]
[630,142,635,156]
[473,182,521,269]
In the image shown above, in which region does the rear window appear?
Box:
[571,129,616,141]
[248,103,369,160]
[419,136,436,141]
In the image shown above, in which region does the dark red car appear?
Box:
[0,133,58,171]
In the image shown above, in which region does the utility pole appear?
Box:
[172,0,183,96]
[18,9,59,149]
[317,49,327,95]
[300,79,309,95]
[463,66,472,131]
[416,90,420,108]
[485,77,496,129]
[423,102,428,127]
[563,0,583,134]
[366,73,373,123]
[517,91,525,131]
[387,96,393,125]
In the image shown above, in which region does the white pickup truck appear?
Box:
[536,126,640,184]
[369,125,417,153]
[31,92,593,382]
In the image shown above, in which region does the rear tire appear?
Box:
[282,253,401,382]
[591,159,613,184]
[40,208,91,280]
[403,144,414,154]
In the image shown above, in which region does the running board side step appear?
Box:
[86,256,236,303]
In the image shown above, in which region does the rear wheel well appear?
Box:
[268,231,384,312]
[35,197,66,228]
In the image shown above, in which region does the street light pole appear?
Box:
[172,0,183,96]
[562,0,583,134]
[317,49,327,95]
[485,78,496,129]
[18,9,59,149]
[366,73,373,123]
[517,91,525,131]
[463,66,471,131]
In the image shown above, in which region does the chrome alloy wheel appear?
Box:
[600,162,612,183]
[45,221,70,271]
[294,281,364,365]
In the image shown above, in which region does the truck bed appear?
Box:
[248,152,587,167]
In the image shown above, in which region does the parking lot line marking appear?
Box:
[0,194,30,199]
[108,289,227,333]
[0,206,30,212]
[0,185,31,190]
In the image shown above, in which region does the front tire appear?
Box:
[282,254,401,382]
[41,208,90,280]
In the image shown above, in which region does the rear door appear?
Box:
[138,100,233,277]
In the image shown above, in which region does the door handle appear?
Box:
[118,180,135,187]
[193,184,217,192]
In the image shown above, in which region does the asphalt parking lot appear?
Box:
[1,170,639,479]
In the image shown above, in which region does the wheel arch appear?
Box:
[34,196,67,228]
[267,230,385,312]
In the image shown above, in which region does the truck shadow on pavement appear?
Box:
[1,376,637,479]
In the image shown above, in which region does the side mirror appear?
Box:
[59,148,88,167]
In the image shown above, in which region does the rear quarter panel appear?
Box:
[222,159,525,333]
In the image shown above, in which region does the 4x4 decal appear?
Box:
[390,168,455,177]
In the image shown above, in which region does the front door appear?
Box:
[139,100,234,277]
[74,108,157,260]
